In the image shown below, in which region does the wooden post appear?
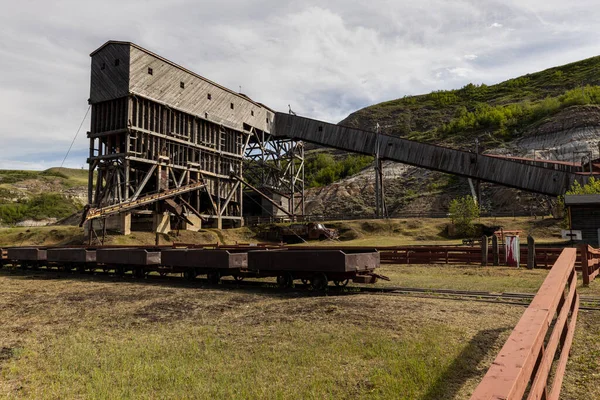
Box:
[527,235,535,269]
[492,235,499,266]
[481,236,488,266]
[581,243,590,285]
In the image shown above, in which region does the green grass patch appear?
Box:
[3,322,468,399]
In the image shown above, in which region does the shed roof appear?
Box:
[564,194,600,205]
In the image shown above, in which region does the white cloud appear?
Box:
[0,0,600,169]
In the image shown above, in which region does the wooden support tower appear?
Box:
[87,41,304,236]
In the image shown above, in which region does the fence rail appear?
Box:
[580,244,600,285]
[378,246,576,268]
[470,248,579,400]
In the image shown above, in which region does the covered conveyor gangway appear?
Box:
[273,113,592,196]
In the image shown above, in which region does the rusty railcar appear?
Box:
[161,248,248,283]
[248,248,381,289]
[96,248,161,277]
[6,247,47,268]
[47,248,98,271]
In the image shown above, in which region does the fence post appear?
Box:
[581,243,590,285]
[481,236,488,266]
[527,235,535,269]
[492,235,499,266]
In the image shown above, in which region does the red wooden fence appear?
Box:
[580,244,600,285]
[470,248,579,399]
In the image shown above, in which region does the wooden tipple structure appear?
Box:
[86,41,304,236]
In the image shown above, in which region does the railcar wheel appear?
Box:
[183,269,197,281]
[333,279,349,288]
[300,278,309,285]
[276,273,294,288]
[207,271,221,285]
[234,275,244,282]
[134,267,145,279]
[115,266,124,276]
[310,273,328,291]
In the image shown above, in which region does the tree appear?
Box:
[449,196,480,237]
[565,177,600,195]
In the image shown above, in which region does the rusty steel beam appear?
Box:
[83,181,206,222]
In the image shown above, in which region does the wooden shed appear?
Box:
[564,194,600,246]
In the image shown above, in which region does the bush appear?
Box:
[305,153,373,188]
[0,193,81,225]
[449,196,480,237]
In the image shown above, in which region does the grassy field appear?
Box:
[0,270,527,399]
[0,265,598,399]
[1,217,599,398]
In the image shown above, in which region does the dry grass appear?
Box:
[0,270,525,399]
[368,264,549,293]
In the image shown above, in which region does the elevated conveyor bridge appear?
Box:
[273,113,593,196]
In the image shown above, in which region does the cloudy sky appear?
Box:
[1,0,599,169]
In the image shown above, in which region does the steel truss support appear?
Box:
[243,127,305,219]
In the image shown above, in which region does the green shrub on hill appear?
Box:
[0,193,81,225]
[305,153,374,187]
[440,85,600,138]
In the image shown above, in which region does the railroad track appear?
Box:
[2,266,600,311]
[353,285,600,311]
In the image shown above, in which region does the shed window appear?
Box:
[100,62,106,70]
[266,117,270,124]
[207,93,212,100]
[230,103,234,110]
[251,110,254,116]
[114,58,120,66]
[180,81,185,89]
[147,67,153,75]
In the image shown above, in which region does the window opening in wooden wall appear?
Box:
[147,67,153,75]
[180,81,185,89]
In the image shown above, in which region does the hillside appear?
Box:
[341,55,600,147]
[0,168,87,227]
[305,56,600,216]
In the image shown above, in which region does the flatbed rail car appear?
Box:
[0,246,385,290]
[96,248,162,277]
[247,248,382,290]
[47,248,98,272]
[6,247,48,269]
[161,249,248,283]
